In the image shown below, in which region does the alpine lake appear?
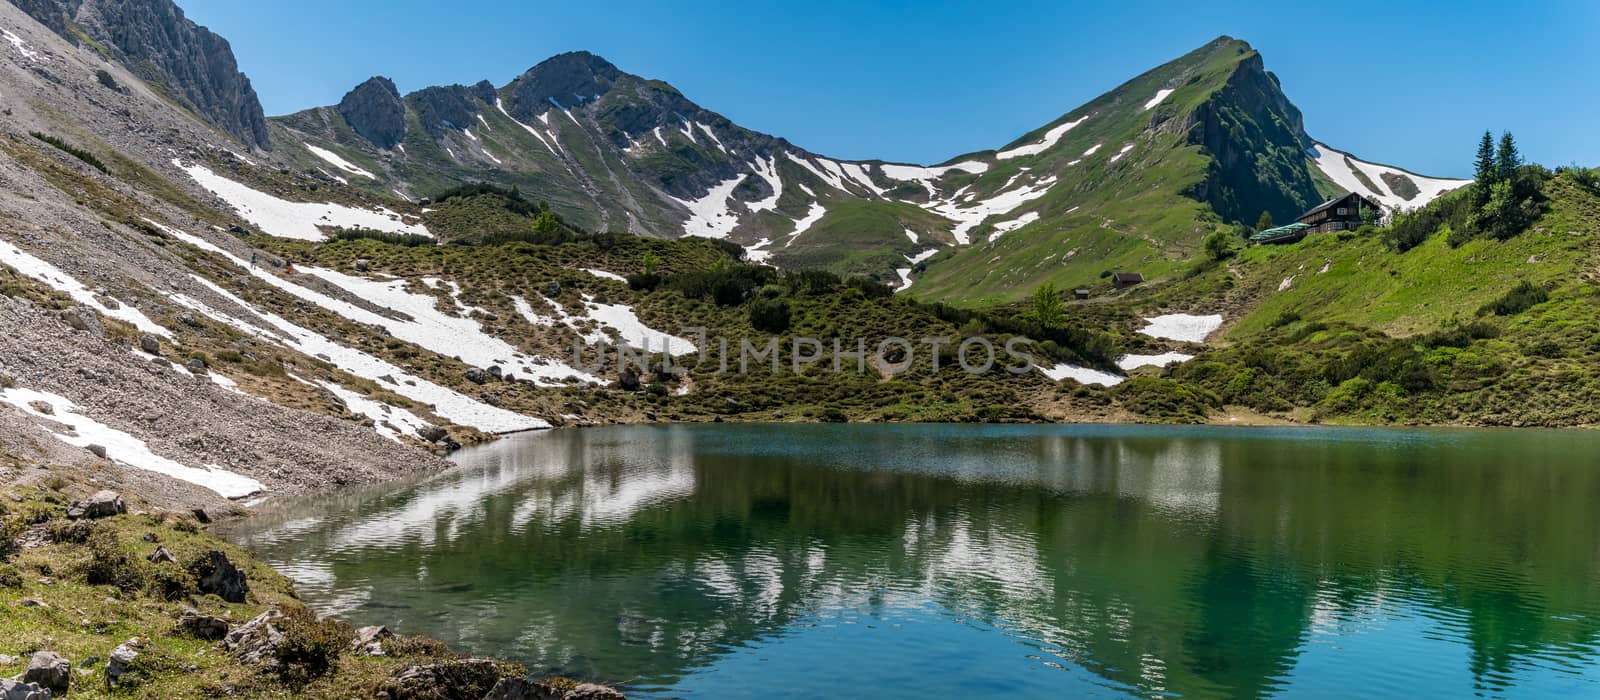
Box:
[225,424,1600,698]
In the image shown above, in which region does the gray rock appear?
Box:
[418,425,448,443]
[138,334,161,355]
[185,357,207,371]
[377,658,501,700]
[61,306,103,336]
[355,258,372,272]
[464,368,488,384]
[0,679,50,700]
[542,281,561,298]
[193,550,249,602]
[147,545,176,563]
[22,651,69,693]
[223,609,285,668]
[179,609,230,640]
[106,637,141,686]
[349,625,393,655]
[568,684,627,700]
[67,490,124,519]
[87,443,107,459]
[487,365,503,380]
[483,678,563,700]
[0,653,15,665]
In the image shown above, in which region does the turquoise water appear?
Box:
[228,424,1600,698]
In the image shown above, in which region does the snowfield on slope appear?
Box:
[997,115,1089,160]
[1138,314,1224,343]
[1309,144,1472,211]
[513,294,697,355]
[174,160,431,241]
[1038,363,1124,387]
[2,386,266,498]
[0,239,171,337]
[306,145,375,178]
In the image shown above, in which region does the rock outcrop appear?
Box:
[13,0,273,149]
[338,77,408,150]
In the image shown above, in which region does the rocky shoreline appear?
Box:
[0,473,626,699]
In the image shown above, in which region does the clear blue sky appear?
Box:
[181,0,1598,178]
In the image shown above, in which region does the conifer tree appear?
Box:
[1496,131,1521,179]
[1474,131,1497,183]
[1471,131,1497,208]
[1255,210,1274,232]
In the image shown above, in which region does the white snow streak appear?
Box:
[1142,88,1175,111]
[305,145,375,178]
[0,239,171,337]
[174,160,430,241]
[997,115,1089,160]
[1138,314,1223,343]
[1,387,265,498]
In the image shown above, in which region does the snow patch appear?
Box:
[672,175,744,239]
[1,387,265,498]
[317,380,430,442]
[305,145,375,178]
[997,115,1089,160]
[1117,352,1193,371]
[1138,314,1223,343]
[583,268,627,283]
[1109,143,1136,163]
[1038,363,1124,387]
[3,29,40,62]
[988,211,1040,241]
[514,295,695,355]
[174,160,430,241]
[786,202,827,243]
[1142,88,1175,111]
[1308,143,1472,211]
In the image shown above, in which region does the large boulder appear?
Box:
[191,550,249,602]
[0,679,50,700]
[464,368,488,385]
[22,651,69,694]
[223,609,285,668]
[376,658,502,700]
[568,684,627,700]
[67,490,124,519]
[418,425,448,443]
[138,334,161,355]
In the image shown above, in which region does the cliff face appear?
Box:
[11,0,272,149]
[1183,52,1321,225]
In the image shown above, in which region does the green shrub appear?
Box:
[146,562,196,601]
[1477,281,1550,316]
[275,607,353,683]
[46,518,95,544]
[0,564,22,588]
[748,298,791,333]
[30,132,108,173]
[331,228,434,247]
[82,529,144,591]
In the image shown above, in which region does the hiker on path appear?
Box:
[250,252,257,268]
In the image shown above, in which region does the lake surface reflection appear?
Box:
[228,424,1600,698]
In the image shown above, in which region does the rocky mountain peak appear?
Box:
[337,76,406,150]
[404,80,495,137]
[14,0,272,149]
[505,50,624,121]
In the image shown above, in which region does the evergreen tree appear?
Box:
[1471,130,1497,208]
[532,210,561,235]
[1474,131,1498,183]
[1496,131,1521,179]
[1255,210,1275,232]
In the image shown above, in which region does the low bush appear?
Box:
[1477,281,1550,316]
[30,132,108,173]
[275,606,354,683]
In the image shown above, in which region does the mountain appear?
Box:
[12,0,271,149]
[264,38,1468,303]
